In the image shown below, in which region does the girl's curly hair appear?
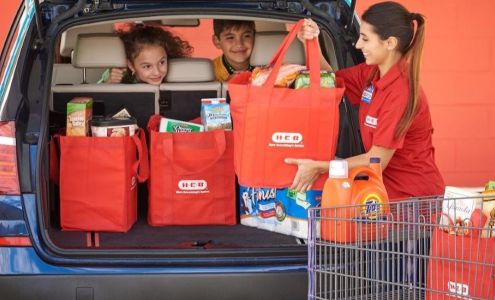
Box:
[119,24,193,61]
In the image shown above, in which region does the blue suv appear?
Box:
[0,0,362,299]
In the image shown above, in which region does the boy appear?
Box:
[212,20,255,82]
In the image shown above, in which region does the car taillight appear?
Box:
[0,121,20,195]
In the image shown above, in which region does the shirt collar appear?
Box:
[222,55,254,74]
[372,60,407,90]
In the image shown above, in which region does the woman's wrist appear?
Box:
[316,160,329,175]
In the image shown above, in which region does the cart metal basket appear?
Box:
[308,196,495,300]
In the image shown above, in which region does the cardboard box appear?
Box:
[200,98,232,131]
[159,118,203,133]
[442,186,495,238]
[239,185,321,239]
[66,97,93,136]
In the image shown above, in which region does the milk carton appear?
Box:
[66,97,93,136]
[200,98,232,131]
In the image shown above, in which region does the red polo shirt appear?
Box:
[336,62,445,199]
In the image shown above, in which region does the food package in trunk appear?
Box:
[66,97,93,136]
[159,117,204,133]
[200,98,232,131]
[239,185,321,239]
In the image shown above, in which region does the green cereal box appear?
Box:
[200,98,232,131]
[159,117,203,133]
[66,97,93,136]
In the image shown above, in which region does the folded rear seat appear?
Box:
[159,58,220,122]
[51,33,158,129]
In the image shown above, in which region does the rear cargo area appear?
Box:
[46,189,302,250]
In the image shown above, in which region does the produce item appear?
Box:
[250,64,306,87]
[90,116,138,137]
[200,98,232,131]
[294,71,336,89]
[66,97,93,136]
[159,117,204,133]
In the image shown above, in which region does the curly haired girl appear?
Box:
[99,25,193,85]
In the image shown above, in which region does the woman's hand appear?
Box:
[285,158,325,193]
[105,68,126,83]
[297,18,320,43]
[296,18,333,72]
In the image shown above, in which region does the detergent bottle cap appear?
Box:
[329,160,348,178]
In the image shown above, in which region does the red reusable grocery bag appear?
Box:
[426,211,495,299]
[229,19,345,189]
[147,115,236,226]
[51,129,149,232]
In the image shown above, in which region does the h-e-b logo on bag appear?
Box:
[177,180,210,194]
[269,132,304,148]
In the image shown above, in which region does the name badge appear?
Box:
[361,85,374,104]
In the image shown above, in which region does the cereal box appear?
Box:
[66,97,93,136]
[200,98,232,131]
[159,117,203,133]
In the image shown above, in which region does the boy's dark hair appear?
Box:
[213,20,255,37]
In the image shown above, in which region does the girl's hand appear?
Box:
[285,158,323,193]
[106,68,126,83]
[297,18,320,43]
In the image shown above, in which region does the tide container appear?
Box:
[321,157,389,242]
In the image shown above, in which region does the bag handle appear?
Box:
[162,130,227,175]
[49,135,60,184]
[263,19,321,89]
[131,128,149,183]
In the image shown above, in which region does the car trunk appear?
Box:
[34,0,360,261]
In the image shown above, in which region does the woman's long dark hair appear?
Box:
[362,1,425,139]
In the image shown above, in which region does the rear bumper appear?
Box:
[1,247,307,299]
[0,271,307,300]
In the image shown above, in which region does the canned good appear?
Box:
[90,117,138,137]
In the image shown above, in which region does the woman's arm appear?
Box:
[297,18,333,72]
[285,145,396,192]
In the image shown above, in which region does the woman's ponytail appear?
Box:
[395,12,425,139]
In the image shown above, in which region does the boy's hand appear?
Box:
[297,18,320,43]
[105,68,126,83]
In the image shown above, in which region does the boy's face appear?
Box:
[213,25,254,69]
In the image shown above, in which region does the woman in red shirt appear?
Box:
[285,1,444,199]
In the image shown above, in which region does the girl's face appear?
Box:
[355,21,391,66]
[128,44,168,85]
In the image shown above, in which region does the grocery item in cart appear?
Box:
[320,157,389,242]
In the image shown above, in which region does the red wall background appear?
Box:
[1,1,494,186]
[0,1,20,52]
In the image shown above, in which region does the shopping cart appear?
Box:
[308,196,495,300]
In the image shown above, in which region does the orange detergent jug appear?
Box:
[321,157,389,242]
